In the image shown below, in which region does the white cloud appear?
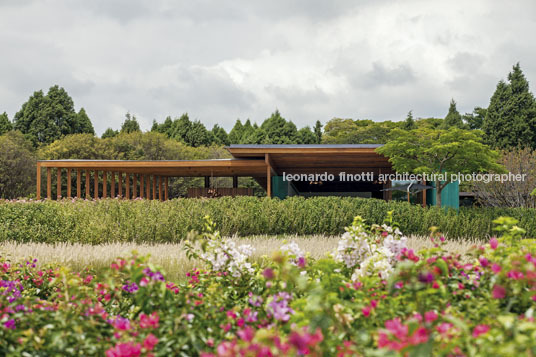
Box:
[0,0,535,134]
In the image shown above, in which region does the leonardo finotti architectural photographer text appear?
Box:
[282,171,527,183]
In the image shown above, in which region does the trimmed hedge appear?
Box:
[0,197,535,243]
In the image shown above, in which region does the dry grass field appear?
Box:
[0,235,483,281]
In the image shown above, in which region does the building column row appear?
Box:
[38,168,169,201]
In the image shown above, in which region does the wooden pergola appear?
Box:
[36,145,395,200]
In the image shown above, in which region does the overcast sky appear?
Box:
[1,0,535,135]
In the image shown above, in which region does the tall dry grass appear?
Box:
[0,235,483,282]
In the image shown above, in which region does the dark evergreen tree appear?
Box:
[228,119,244,144]
[0,112,12,135]
[101,128,119,139]
[314,120,322,143]
[483,63,536,149]
[120,113,141,133]
[260,110,298,144]
[402,110,416,130]
[211,124,230,146]
[463,107,487,130]
[441,99,464,129]
[13,85,95,146]
[297,126,317,144]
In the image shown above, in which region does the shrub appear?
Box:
[1,197,536,244]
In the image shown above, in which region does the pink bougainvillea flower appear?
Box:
[479,257,489,268]
[472,324,490,338]
[424,311,438,323]
[3,319,15,330]
[492,285,506,299]
[491,263,502,274]
[142,334,158,351]
[105,342,142,357]
[490,237,498,250]
[362,306,371,317]
[237,326,255,342]
[139,312,159,329]
[112,317,131,331]
[507,270,524,280]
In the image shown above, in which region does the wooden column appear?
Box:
[56,168,62,200]
[125,174,130,199]
[233,176,238,188]
[47,168,52,199]
[153,175,157,200]
[158,176,163,201]
[111,172,116,198]
[422,180,427,208]
[85,170,90,198]
[67,169,72,198]
[147,175,150,199]
[36,163,41,200]
[265,154,272,198]
[204,176,210,188]
[133,174,137,198]
[164,177,169,201]
[94,170,99,199]
[77,169,81,198]
[140,175,145,198]
[118,172,123,198]
[102,171,107,198]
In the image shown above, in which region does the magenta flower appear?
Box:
[139,312,159,329]
[142,333,158,351]
[362,306,371,317]
[507,270,524,280]
[490,237,498,250]
[3,319,16,330]
[263,268,275,280]
[424,311,438,323]
[237,326,255,342]
[472,324,490,337]
[491,263,502,274]
[105,342,141,357]
[479,257,489,267]
[492,284,506,299]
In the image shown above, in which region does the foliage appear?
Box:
[463,107,487,130]
[4,197,536,243]
[0,216,535,355]
[441,99,465,129]
[483,63,536,150]
[0,132,36,199]
[402,111,416,130]
[0,112,12,135]
[13,85,95,146]
[102,128,119,139]
[120,113,141,134]
[471,148,536,208]
[377,127,503,206]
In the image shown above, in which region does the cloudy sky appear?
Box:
[1,0,535,135]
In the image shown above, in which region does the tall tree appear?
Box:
[0,112,12,135]
[228,119,244,144]
[314,120,322,143]
[377,128,503,207]
[463,107,487,130]
[296,126,317,144]
[0,131,36,198]
[101,128,119,139]
[483,63,536,149]
[120,113,141,133]
[441,99,464,129]
[402,110,416,130]
[260,110,298,144]
[211,124,230,146]
[13,85,95,146]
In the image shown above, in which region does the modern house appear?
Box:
[36,144,459,208]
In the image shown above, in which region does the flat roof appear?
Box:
[227,144,384,149]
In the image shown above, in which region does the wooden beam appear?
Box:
[102,171,107,198]
[164,177,169,201]
[67,169,71,198]
[47,168,52,199]
[56,168,62,200]
[85,170,90,198]
[36,163,41,200]
[111,172,115,198]
[125,174,130,199]
[133,174,137,198]
[94,170,99,199]
[265,154,272,198]
[153,175,157,200]
[77,169,81,198]
[158,176,163,201]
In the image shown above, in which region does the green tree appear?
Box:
[101,128,119,139]
[0,131,36,198]
[441,99,464,129]
[228,119,244,144]
[483,63,536,149]
[377,128,503,207]
[402,111,416,130]
[320,118,358,143]
[13,85,95,146]
[296,126,317,144]
[186,120,214,147]
[260,111,298,144]
[0,112,12,135]
[313,120,322,144]
[211,124,230,146]
[120,113,141,134]
[463,107,487,130]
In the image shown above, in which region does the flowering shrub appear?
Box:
[0,215,535,355]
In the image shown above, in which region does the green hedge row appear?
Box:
[1,197,535,243]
